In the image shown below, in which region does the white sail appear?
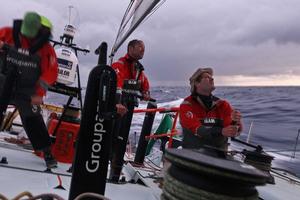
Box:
[110,0,166,60]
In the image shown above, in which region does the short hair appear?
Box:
[127,39,143,52]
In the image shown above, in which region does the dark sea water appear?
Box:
[46,86,300,176]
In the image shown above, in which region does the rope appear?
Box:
[0,193,9,200]
[128,161,160,172]
[74,193,110,200]
[162,171,258,200]
[26,193,65,200]
[244,159,271,172]
[0,192,111,200]
[164,153,265,184]
[145,157,162,170]
[0,192,65,200]
[271,168,300,184]
[0,163,72,177]
[11,191,33,200]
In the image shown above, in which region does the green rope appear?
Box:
[164,153,265,185]
[244,159,271,172]
[162,171,258,200]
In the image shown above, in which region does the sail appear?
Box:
[110,0,165,59]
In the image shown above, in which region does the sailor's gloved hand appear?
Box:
[0,40,4,52]
[222,125,240,137]
[31,95,43,105]
[231,110,242,124]
[116,103,128,117]
[142,91,151,101]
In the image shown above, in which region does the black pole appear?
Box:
[231,137,262,152]
[109,102,135,182]
[76,63,83,110]
[134,102,157,164]
[95,42,108,65]
[69,42,115,200]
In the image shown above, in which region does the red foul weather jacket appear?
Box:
[180,95,233,133]
[112,54,149,94]
[0,27,58,97]
[179,95,234,149]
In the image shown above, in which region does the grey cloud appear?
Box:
[1,0,300,85]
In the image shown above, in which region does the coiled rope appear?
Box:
[162,170,258,200]
[0,192,110,200]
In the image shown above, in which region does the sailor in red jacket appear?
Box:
[179,68,243,150]
[112,39,150,106]
[0,12,58,168]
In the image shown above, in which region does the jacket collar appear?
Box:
[192,94,220,111]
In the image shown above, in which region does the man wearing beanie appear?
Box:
[0,12,58,168]
[179,68,243,150]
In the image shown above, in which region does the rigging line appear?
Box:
[119,0,143,34]
[271,167,300,178]
[139,0,166,27]
[145,157,162,170]
[111,0,135,56]
[265,149,300,153]
[120,0,135,25]
[135,170,159,179]
[111,0,162,57]
[116,0,135,35]
[0,141,34,154]
[0,164,72,177]
[111,0,142,62]
[129,161,160,172]
[247,121,254,143]
[271,169,300,184]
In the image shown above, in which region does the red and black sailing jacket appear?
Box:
[112,54,149,94]
[179,95,233,134]
[0,26,58,97]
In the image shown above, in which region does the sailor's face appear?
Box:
[130,42,145,60]
[195,72,215,94]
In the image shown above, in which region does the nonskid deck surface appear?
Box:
[0,133,161,200]
[2,131,300,200]
[0,164,159,200]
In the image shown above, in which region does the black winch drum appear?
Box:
[163,149,269,200]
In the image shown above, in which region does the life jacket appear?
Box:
[112,54,150,93]
[4,19,51,96]
[113,56,147,106]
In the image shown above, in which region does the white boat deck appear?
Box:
[256,173,300,200]
[0,142,161,200]
[1,131,300,200]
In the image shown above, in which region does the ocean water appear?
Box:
[46,86,300,176]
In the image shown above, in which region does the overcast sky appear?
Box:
[1,0,300,86]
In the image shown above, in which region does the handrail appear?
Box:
[133,107,179,114]
[145,131,178,140]
[133,106,180,149]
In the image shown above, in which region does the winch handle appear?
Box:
[231,137,263,152]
